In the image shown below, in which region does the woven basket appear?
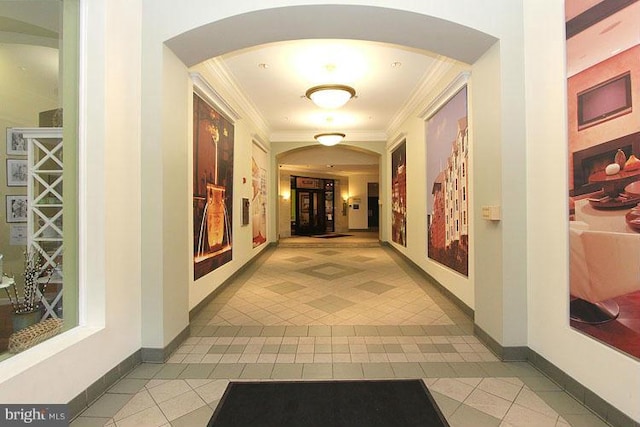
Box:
[8,318,64,353]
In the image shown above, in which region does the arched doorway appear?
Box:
[276,144,381,239]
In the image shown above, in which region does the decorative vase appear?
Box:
[12,310,41,332]
[615,149,627,170]
[206,183,226,251]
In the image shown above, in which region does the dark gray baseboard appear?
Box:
[141,324,190,363]
[473,324,528,361]
[382,244,636,426]
[527,349,638,427]
[68,349,142,420]
[473,330,638,426]
[68,245,276,420]
[67,240,638,427]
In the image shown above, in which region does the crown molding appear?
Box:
[386,57,456,136]
[419,71,470,120]
[252,134,269,153]
[269,130,388,143]
[386,132,407,151]
[190,72,242,123]
[201,59,271,138]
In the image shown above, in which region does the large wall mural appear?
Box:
[251,142,268,248]
[391,140,407,246]
[426,86,469,276]
[193,93,234,280]
[566,0,640,359]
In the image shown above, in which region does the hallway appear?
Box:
[72,245,607,427]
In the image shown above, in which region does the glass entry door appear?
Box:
[296,190,326,235]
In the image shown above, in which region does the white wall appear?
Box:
[470,44,505,335]
[348,174,378,230]
[161,47,190,343]
[524,0,640,421]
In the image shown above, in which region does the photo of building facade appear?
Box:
[427,87,469,276]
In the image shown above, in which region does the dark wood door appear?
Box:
[296,190,326,235]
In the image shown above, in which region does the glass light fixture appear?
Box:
[314,132,345,146]
[306,85,356,109]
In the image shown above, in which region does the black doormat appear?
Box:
[313,233,352,239]
[208,380,450,427]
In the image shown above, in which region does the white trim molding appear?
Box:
[386,57,456,136]
[204,58,271,138]
[252,135,269,153]
[387,132,407,151]
[190,72,242,123]
[419,71,470,121]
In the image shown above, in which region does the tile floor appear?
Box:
[72,243,611,427]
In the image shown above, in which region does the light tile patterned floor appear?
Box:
[72,244,610,427]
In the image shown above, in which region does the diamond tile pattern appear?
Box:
[317,250,341,256]
[74,244,602,427]
[351,255,376,263]
[356,280,395,295]
[200,247,449,326]
[285,256,312,263]
[266,282,306,295]
[297,262,363,280]
[305,295,355,313]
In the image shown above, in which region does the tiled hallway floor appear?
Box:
[72,245,610,427]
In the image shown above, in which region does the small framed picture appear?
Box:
[6,159,28,187]
[6,128,27,155]
[6,195,28,223]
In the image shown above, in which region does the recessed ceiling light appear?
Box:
[257,63,269,69]
[391,61,402,68]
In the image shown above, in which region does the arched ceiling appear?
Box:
[278,145,379,176]
[167,4,497,173]
[166,5,497,67]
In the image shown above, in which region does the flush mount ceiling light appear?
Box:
[314,132,345,146]
[305,85,356,109]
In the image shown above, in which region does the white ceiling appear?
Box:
[216,39,452,141]
[209,39,457,175]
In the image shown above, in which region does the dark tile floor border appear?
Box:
[141,324,190,363]
[382,243,638,427]
[68,243,639,427]
[68,349,142,420]
[474,324,528,362]
[528,349,639,427]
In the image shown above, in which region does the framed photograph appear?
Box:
[6,128,27,155]
[6,159,28,187]
[6,195,28,223]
